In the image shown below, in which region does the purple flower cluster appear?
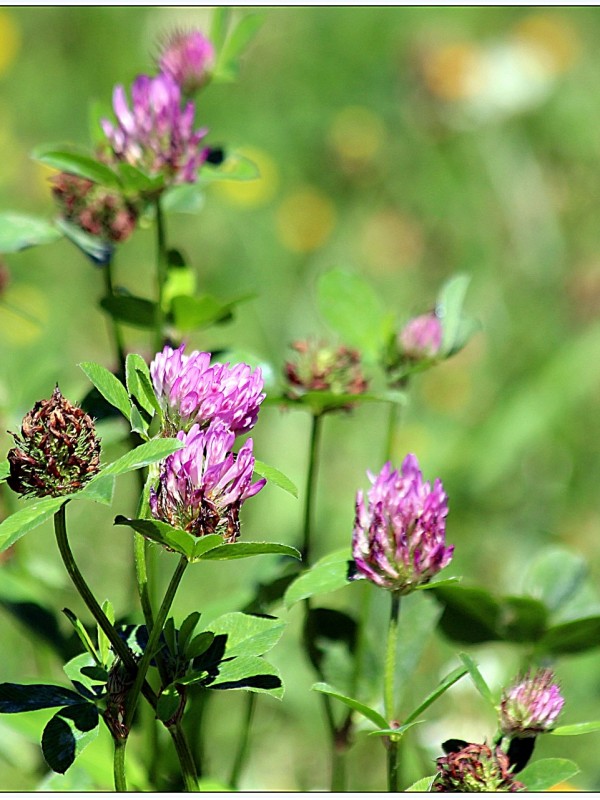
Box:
[101,72,209,185]
[150,423,265,542]
[150,344,265,436]
[352,454,453,594]
[149,345,266,543]
[500,669,564,737]
[158,30,215,94]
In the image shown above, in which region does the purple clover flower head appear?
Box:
[351,454,453,594]
[101,73,209,185]
[149,422,266,542]
[500,669,564,738]
[158,29,215,94]
[398,312,443,360]
[150,344,265,436]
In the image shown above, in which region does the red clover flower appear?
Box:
[150,344,265,436]
[149,422,266,542]
[101,73,209,185]
[500,668,564,738]
[351,454,453,594]
[157,29,215,94]
[398,312,443,361]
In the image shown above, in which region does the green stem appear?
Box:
[154,197,168,351]
[301,413,323,565]
[384,591,401,793]
[169,723,200,792]
[229,691,256,788]
[52,503,157,709]
[124,554,189,732]
[113,738,128,792]
[103,257,126,375]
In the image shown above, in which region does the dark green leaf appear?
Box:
[0,683,84,713]
[41,704,99,774]
[551,721,600,736]
[497,595,548,643]
[206,612,286,659]
[62,608,100,665]
[196,541,301,562]
[100,295,157,330]
[129,405,148,436]
[63,653,105,700]
[414,576,461,591]
[253,460,298,498]
[79,361,130,420]
[538,616,600,654]
[73,474,115,506]
[317,268,393,362]
[0,212,61,253]
[458,653,494,706]
[433,585,501,644]
[311,682,388,729]
[0,496,65,554]
[284,548,351,608]
[518,758,579,791]
[113,516,196,560]
[98,438,184,478]
[125,353,158,417]
[207,655,283,698]
[404,667,468,725]
[186,632,215,660]
[31,144,120,188]
[156,686,181,723]
[170,293,253,332]
[178,612,201,655]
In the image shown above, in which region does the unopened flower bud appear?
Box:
[434,742,525,792]
[398,312,443,360]
[500,669,564,738]
[284,340,369,399]
[157,29,215,94]
[7,387,101,498]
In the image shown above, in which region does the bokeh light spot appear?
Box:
[513,13,580,74]
[359,209,424,274]
[421,42,485,101]
[0,11,20,76]
[276,186,336,253]
[328,105,386,164]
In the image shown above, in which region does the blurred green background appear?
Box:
[1,5,600,791]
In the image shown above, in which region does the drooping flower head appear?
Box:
[149,422,266,542]
[50,171,138,243]
[434,743,525,793]
[101,73,209,185]
[351,454,453,594]
[284,340,369,400]
[157,29,215,94]
[499,668,564,738]
[398,312,443,361]
[7,387,101,498]
[150,344,265,436]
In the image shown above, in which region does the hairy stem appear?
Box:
[384,591,401,793]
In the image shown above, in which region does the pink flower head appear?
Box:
[158,29,215,94]
[150,344,265,436]
[398,312,443,360]
[149,422,266,541]
[101,73,209,185]
[352,454,453,594]
[500,669,564,738]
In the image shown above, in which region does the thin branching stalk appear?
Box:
[102,257,126,376]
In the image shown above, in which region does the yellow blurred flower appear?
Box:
[328,105,386,166]
[420,42,485,101]
[513,13,580,74]
[0,10,20,76]
[213,146,279,208]
[276,186,335,253]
